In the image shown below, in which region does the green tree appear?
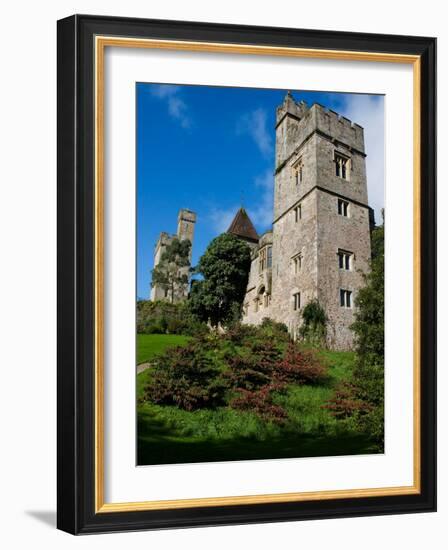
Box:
[151,238,192,303]
[350,222,385,446]
[189,233,251,327]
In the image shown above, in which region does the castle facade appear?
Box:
[150,93,373,350]
[228,92,373,350]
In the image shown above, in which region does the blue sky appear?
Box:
[137,83,384,299]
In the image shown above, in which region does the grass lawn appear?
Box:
[137,333,190,364]
[137,347,378,465]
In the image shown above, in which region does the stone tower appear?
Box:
[150,208,197,302]
[242,92,372,350]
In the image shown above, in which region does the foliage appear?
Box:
[137,347,377,465]
[274,342,328,385]
[230,384,287,424]
[326,223,385,449]
[151,238,192,303]
[260,317,290,339]
[299,299,327,346]
[142,321,328,427]
[144,343,227,411]
[351,224,384,372]
[189,233,251,327]
[226,340,283,391]
[323,382,372,419]
[137,299,209,336]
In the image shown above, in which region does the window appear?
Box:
[293,158,303,185]
[338,198,349,217]
[293,292,301,311]
[264,294,271,308]
[335,153,349,179]
[294,203,302,222]
[338,250,352,270]
[292,253,302,274]
[340,289,352,308]
[259,246,272,272]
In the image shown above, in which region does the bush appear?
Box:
[230,384,287,424]
[274,342,328,384]
[227,340,283,391]
[299,299,327,346]
[144,319,168,334]
[144,343,228,411]
[260,318,291,343]
[225,323,259,345]
[324,382,371,419]
[137,299,209,336]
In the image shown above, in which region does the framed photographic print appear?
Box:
[57,14,436,534]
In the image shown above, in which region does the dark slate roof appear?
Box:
[227,208,259,243]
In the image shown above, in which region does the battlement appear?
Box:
[276,92,309,125]
[177,208,197,224]
[311,103,365,153]
[154,231,174,250]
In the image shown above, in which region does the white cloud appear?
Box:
[337,95,385,224]
[209,206,239,234]
[150,85,191,129]
[237,108,273,157]
[247,169,274,230]
[208,169,274,235]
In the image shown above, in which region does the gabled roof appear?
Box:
[227,208,259,243]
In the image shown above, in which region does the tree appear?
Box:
[189,233,251,327]
[151,238,192,303]
[350,222,385,446]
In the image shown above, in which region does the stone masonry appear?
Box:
[150,208,197,302]
[234,92,373,350]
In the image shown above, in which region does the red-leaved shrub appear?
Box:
[324,382,373,419]
[230,384,287,423]
[274,343,327,384]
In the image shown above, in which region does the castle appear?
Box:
[151,92,373,350]
[150,208,197,302]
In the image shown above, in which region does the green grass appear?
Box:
[137,333,190,364]
[137,348,378,465]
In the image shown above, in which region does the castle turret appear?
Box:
[177,208,197,247]
[150,208,196,302]
[243,92,372,350]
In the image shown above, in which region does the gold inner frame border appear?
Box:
[94,35,421,513]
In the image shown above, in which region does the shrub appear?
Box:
[299,299,327,346]
[324,382,372,419]
[230,384,287,424]
[144,319,168,334]
[144,343,228,411]
[225,323,258,345]
[166,317,185,334]
[227,340,283,391]
[259,317,291,343]
[137,299,209,336]
[274,342,328,384]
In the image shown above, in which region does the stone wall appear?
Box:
[243,94,372,350]
[315,189,371,349]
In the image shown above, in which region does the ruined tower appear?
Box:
[150,208,197,302]
[242,92,372,349]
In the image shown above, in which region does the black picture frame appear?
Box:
[57,14,436,534]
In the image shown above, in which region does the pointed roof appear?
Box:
[227,208,259,243]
